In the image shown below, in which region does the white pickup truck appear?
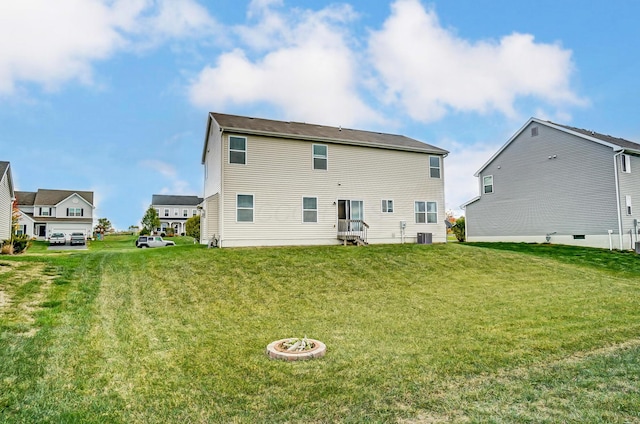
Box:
[49,232,66,245]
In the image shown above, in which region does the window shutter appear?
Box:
[80,208,84,217]
[67,208,70,216]
[39,207,42,215]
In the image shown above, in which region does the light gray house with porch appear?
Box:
[200,113,448,247]
[151,194,203,235]
[463,118,640,250]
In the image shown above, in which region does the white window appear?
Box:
[415,201,437,224]
[429,156,441,178]
[183,209,188,217]
[483,175,494,194]
[622,154,631,173]
[40,207,50,216]
[155,208,160,216]
[164,208,169,217]
[67,208,83,217]
[626,195,632,215]
[302,197,318,223]
[313,144,328,170]
[229,136,247,164]
[192,209,197,216]
[237,194,254,222]
[174,208,179,216]
[381,199,394,213]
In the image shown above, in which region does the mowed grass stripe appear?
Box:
[1,241,639,422]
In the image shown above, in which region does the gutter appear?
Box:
[613,150,624,250]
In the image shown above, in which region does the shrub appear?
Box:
[452,217,466,242]
[140,228,150,236]
[2,235,31,254]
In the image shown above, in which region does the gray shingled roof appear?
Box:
[552,122,640,152]
[152,194,203,206]
[203,113,448,162]
[0,161,9,179]
[16,189,93,206]
[15,191,36,206]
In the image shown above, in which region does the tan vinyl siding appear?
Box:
[618,153,640,249]
[467,122,619,240]
[202,193,219,243]
[0,174,11,240]
[220,133,445,246]
[204,120,222,197]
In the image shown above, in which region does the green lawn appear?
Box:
[1,239,639,422]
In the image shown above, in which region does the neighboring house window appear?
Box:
[155,208,160,216]
[192,209,197,216]
[622,154,631,173]
[229,136,247,164]
[483,175,494,194]
[429,156,441,178]
[237,194,254,222]
[39,207,50,216]
[626,195,632,215]
[531,127,539,137]
[164,208,169,217]
[415,201,437,224]
[174,208,179,216]
[67,208,83,217]
[302,197,318,223]
[16,225,26,236]
[313,144,328,170]
[183,209,188,217]
[381,199,394,213]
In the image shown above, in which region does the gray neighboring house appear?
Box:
[151,194,203,235]
[0,161,15,243]
[16,189,95,240]
[462,118,640,250]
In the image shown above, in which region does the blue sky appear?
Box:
[1,0,639,230]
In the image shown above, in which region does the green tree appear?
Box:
[141,207,160,234]
[451,216,466,242]
[94,218,112,234]
[185,215,200,240]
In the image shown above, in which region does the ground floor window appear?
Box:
[415,201,437,223]
[302,197,318,223]
[237,194,254,222]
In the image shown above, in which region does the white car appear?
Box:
[49,232,66,245]
[136,236,176,248]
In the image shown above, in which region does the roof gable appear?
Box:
[33,189,94,206]
[203,112,448,163]
[0,161,14,197]
[474,118,640,176]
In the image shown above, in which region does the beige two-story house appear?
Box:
[16,189,94,240]
[0,161,15,243]
[201,113,448,247]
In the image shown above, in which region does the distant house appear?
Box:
[0,161,15,243]
[151,194,203,235]
[462,118,640,249]
[201,113,448,247]
[16,189,95,240]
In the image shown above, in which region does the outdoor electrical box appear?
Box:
[400,221,406,229]
[417,232,432,244]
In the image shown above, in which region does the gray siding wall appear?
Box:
[618,153,640,248]
[0,173,11,241]
[467,122,619,238]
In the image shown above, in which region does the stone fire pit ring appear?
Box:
[266,338,326,361]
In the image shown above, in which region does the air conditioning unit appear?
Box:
[417,233,432,244]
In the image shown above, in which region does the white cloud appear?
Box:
[140,159,194,195]
[188,3,381,127]
[0,0,217,95]
[442,140,504,214]
[369,0,585,122]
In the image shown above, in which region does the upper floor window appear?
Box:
[39,207,51,216]
[192,209,197,216]
[483,175,494,194]
[626,195,633,215]
[229,136,247,164]
[415,201,437,223]
[155,208,160,216]
[313,144,328,170]
[622,154,631,173]
[67,208,83,217]
[429,156,441,178]
[237,194,254,222]
[173,208,178,217]
[381,199,394,213]
[164,208,169,217]
[183,209,188,217]
[302,197,318,223]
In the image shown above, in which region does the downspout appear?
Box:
[613,151,624,250]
